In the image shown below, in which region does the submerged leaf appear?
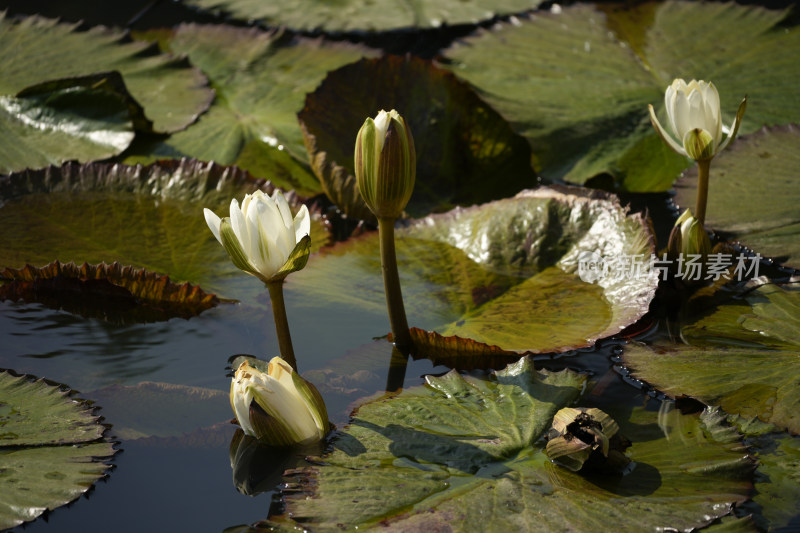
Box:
[444,1,800,191]
[0,371,116,530]
[298,55,536,219]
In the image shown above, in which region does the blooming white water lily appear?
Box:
[230,357,329,446]
[354,109,416,219]
[204,190,310,283]
[648,79,746,161]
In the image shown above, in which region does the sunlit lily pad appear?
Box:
[289,187,657,361]
[0,72,151,173]
[267,359,752,531]
[181,0,539,32]
[126,24,378,196]
[0,261,220,323]
[298,55,536,219]
[443,1,800,191]
[0,371,116,530]
[676,125,800,270]
[0,160,329,302]
[623,281,800,434]
[0,13,212,134]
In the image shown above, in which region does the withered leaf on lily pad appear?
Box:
[289,186,658,367]
[0,370,117,530]
[623,279,800,434]
[0,261,221,323]
[298,55,536,220]
[263,359,753,532]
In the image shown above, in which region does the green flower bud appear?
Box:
[354,109,416,219]
[667,209,712,261]
[683,128,715,161]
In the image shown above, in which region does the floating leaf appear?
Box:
[0,261,220,323]
[181,0,540,32]
[0,13,212,134]
[298,55,536,219]
[0,370,116,530]
[268,359,752,532]
[443,1,800,191]
[623,281,800,434]
[0,72,152,173]
[289,187,657,362]
[676,125,800,270]
[0,160,330,301]
[126,24,378,196]
[748,433,800,531]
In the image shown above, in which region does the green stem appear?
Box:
[266,280,297,371]
[695,159,711,226]
[378,217,412,350]
[385,345,410,392]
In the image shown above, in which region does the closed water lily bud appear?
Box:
[667,209,712,261]
[354,109,416,219]
[546,407,630,473]
[230,358,329,446]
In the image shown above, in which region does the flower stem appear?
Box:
[385,345,410,392]
[266,280,298,371]
[695,159,711,226]
[378,217,412,350]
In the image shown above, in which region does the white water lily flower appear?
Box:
[230,357,329,446]
[203,190,310,283]
[649,79,746,161]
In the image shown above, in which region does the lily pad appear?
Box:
[0,159,330,301]
[748,432,800,531]
[0,13,212,134]
[126,24,378,196]
[0,72,151,173]
[623,281,800,434]
[0,370,116,530]
[443,1,800,191]
[289,187,657,361]
[181,0,539,32]
[0,261,220,323]
[675,125,800,270]
[269,359,752,531]
[298,55,536,219]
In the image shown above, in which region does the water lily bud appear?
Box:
[354,109,416,219]
[546,407,630,473]
[648,78,746,161]
[667,209,712,261]
[203,190,310,284]
[230,357,329,446]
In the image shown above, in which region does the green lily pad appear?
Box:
[181,0,539,32]
[443,1,800,191]
[623,281,800,434]
[0,160,330,301]
[0,72,151,173]
[125,24,378,196]
[298,55,537,219]
[289,187,657,361]
[749,433,800,531]
[0,370,116,530]
[675,125,800,270]
[0,13,212,134]
[0,261,220,323]
[269,359,752,531]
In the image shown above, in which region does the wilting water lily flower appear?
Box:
[354,109,416,219]
[230,357,329,446]
[204,190,310,284]
[648,79,746,161]
[545,407,630,473]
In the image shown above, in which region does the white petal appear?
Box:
[229,199,248,255]
[247,199,272,276]
[294,205,310,242]
[261,196,292,269]
[672,91,693,140]
[272,190,294,231]
[203,208,223,245]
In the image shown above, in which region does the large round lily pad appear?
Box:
[0,160,330,302]
[0,13,212,134]
[298,55,536,219]
[181,0,539,32]
[443,1,800,191]
[126,24,378,196]
[676,124,800,271]
[266,359,752,532]
[623,280,800,434]
[0,370,116,530]
[289,187,657,363]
